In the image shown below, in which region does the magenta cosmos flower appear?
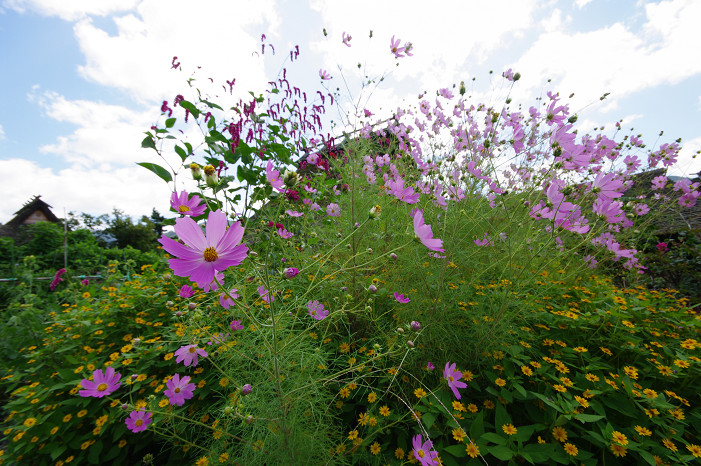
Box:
[165,374,196,406]
[307,300,329,320]
[178,285,195,298]
[443,362,468,400]
[266,161,285,192]
[394,292,411,303]
[125,410,153,433]
[412,434,439,466]
[158,210,248,288]
[170,190,206,217]
[174,344,208,367]
[79,367,122,398]
[412,209,444,252]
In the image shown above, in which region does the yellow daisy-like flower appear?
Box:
[466,441,480,458]
[553,384,567,393]
[634,425,652,436]
[370,442,381,455]
[574,396,589,408]
[686,444,701,458]
[563,443,578,456]
[339,342,350,353]
[467,403,478,413]
[552,426,567,442]
[218,452,229,463]
[623,366,638,379]
[600,347,613,356]
[379,406,391,417]
[367,392,377,403]
[502,424,517,436]
[347,430,358,440]
[521,366,533,376]
[194,456,209,466]
[495,378,506,387]
[611,431,628,446]
[662,438,677,452]
[452,428,467,441]
[339,388,350,399]
[610,443,627,457]
[23,418,37,428]
[585,373,600,382]
[395,447,405,459]
[357,412,370,426]
[452,401,466,411]
[674,359,690,368]
[414,388,427,399]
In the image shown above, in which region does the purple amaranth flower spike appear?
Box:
[170,191,206,217]
[158,210,248,289]
[79,367,122,398]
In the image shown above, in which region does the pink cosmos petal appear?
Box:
[174,216,207,251]
[205,209,228,246]
[159,236,202,261]
[394,292,411,303]
[215,222,245,251]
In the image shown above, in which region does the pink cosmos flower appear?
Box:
[277,227,294,239]
[164,374,196,406]
[125,410,152,433]
[426,361,435,371]
[174,344,208,367]
[285,210,303,217]
[651,175,667,190]
[307,300,329,320]
[327,203,341,217]
[219,289,239,309]
[319,69,331,80]
[657,242,669,252]
[178,285,195,298]
[389,177,420,204]
[412,209,444,252]
[170,191,206,217]
[158,210,248,288]
[443,362,468,400]
[283,267,299,279]
[394,292,410,303]
[258,285,274,303]
[412,434,439,466]
[342,32,352,47]
[266,161,285,192]
[390,35,405,58]
[230,320,244,331]
[79,367,122,398]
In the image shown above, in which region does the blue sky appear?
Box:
[1,0,700,223]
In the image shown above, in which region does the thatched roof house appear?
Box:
[0,196,62,239]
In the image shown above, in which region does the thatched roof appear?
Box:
[0,195,62,239]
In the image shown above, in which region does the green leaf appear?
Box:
[137,162,172,183]
[489,445,514,461]
[571,413,604,423]
[174,145,187,162]
[470,411,485,438]
[480,432,506,445]
[88,439,103,464]
[422,411,437,430]
[179,100,201,119]
[443,444,467,457]
[140,135,156,150]
[165,117,176,128]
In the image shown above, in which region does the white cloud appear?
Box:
[0,158,173,223]
[574,0,593,9]
[3,0,139,21]
[0,124,5,140]
[73,0,280,103]
[511,0,701,112]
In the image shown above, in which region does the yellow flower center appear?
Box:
[203,165,216,176]
[189,347,197,353]
[174,387,181,393]
[178,205,190,212]
[97,383,108,392]
[203,247,218,262]
[449,376,454,382]
[418,449,425,458]
[135,419,143,427]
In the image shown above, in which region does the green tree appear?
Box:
[105,209,158,252]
